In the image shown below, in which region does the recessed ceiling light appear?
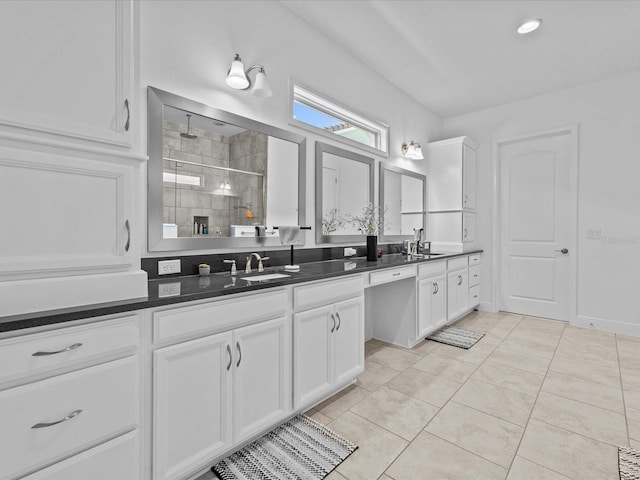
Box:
[517,18,542,34]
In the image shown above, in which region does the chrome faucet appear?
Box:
[245,253,269,273]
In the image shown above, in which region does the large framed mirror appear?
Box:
[148,87,306,252]
[315,141,374,244]
[379,163,426,243]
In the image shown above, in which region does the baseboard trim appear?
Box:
[573,315,640,337]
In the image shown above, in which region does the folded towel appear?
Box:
[279,226,301,245]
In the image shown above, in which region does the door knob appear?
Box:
[555,248,569,254]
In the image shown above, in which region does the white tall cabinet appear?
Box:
[0,0,146,317]
[428,136,477,252]
[0,0,133,147]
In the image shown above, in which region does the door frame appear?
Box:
[491,124,579,322]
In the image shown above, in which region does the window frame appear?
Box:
[290,80,390,157]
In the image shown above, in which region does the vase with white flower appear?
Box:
[348,203,388,261]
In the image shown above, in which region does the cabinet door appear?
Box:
[463,212,475,243]
[333,297,364,386]
[293,305,333,409]
[432,276,448,328]
[0,1,133,147]
[0,146,137,277]
[153,332,233,480]
[419,276,447,337]
[447,269,469,322]
[233,317,291,444]
[463,144,476,210]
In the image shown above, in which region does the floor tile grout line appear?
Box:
[615,331,632,448]
[531,416,628,450]
[538,384,627,416]
[502,317,566,478]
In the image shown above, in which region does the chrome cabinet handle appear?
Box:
[330,313,336,333]
[335,312,341,331]
[226,344,232,371]
[125,220,131,252]
[32,409,83,429]
[432,282,438,295]
[124,98,130,132]
[463,228,468,238]
[464,194,468,204]
[555,248,569,254]
[236,341,242,367]
[32,342,82,357]
[458,274,463,286]
[392,272,401,277]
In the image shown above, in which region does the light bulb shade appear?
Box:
[412,144,424,160]
[226,55,250,89]
[252,69,272,98]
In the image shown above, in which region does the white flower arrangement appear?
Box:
[348,203,388,236]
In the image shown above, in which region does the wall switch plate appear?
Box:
[158,259,181,275]
[344,247,356,257]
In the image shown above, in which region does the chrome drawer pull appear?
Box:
[32,343,82,357]
[31,409,83,429]
[335,312,341,331]
[124,98,130,132]
[330,313,336,333]
[457,274,463,286]
[392,272,401,277]
[226,344,232,371]
[236,341,242,367]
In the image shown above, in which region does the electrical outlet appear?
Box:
[158,259,181,275]
[158,282,181,297]
[344,247,356,257]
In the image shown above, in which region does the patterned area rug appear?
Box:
[620,446,640,480]
[212,414,357,480]
[427,326,485,349]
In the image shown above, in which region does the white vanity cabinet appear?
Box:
[417,262,447,338]
[428,136,477,253]
[468,254,481,308]
[151,290,291,480]
[293,276,365,410]
[447,257,470,322]
[0,314,140,480]
[0,0,133,147]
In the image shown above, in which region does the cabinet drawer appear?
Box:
[23,431,138,480]
[469,265,480,287]
[469,285,480,308]
[0,356,138,480]
[469,254,481,265]
[153,289,288,343]
[294,276,363,311]
[447,256,468,271]
[418,261,446,278]
[369,266,415,286]
[0,315,138,387]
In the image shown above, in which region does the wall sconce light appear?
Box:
[225,53,272,98]
[401,141,424,160]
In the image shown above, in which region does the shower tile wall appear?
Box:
[162,120,266,237]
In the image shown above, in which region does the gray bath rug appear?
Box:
[212,414,357,480]
[427,326,485,349]
[620,446,640,480]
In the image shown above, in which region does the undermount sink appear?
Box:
[241,273,291,282]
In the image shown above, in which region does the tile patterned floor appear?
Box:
[305,311,640,480]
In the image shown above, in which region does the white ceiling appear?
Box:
[281,0,640,118]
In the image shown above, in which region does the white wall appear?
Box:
[138,0,442,254]
[443,71,640,333]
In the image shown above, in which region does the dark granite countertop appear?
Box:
[0,251,482,333]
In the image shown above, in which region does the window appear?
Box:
[291,83,389,156]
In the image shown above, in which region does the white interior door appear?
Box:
[498,131,573,320]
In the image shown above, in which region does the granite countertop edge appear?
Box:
[0,250,482,333]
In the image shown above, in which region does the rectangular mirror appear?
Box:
[315,141,374,243]
[148,87,306,252]
[379,163,426,242]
